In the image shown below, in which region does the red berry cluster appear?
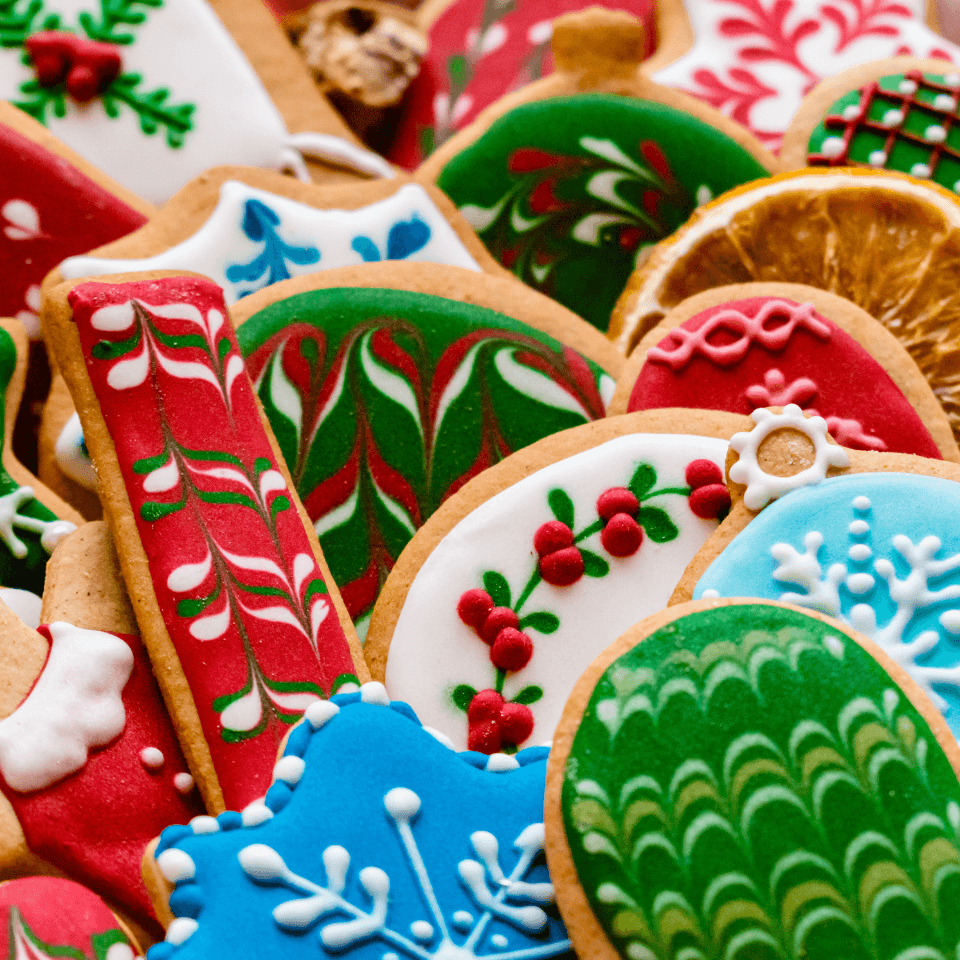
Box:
[534,521,583,586]
[685,460,731,519]
[597,487,643,557]
[465,690,534,754]
[25,32,123,102]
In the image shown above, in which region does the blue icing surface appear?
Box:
[694,473,960,737]
[150,693,570,960]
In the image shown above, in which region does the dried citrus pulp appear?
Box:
[610,168,960,438]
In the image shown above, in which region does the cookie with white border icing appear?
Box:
[43,272,368,815]
[608,282,959,461]
[144,682,571,960]
[365,408,751,754]
[545,597,960,960]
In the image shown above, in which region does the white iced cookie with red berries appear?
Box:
[365,409,750,753]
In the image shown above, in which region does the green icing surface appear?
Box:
[436,92,769,331]
[237,286,611,632]
[808,72,960,192]
[561,603,960,960]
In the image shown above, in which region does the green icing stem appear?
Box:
[561,603,960,960]
[436,92,769,331]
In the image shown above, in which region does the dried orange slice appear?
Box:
[610,168,960,437]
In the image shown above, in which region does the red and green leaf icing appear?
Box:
[68,277,359,809]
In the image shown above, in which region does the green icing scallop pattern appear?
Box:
[560,604,960,960]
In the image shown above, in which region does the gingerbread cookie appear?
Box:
[44,273,368,814]
[144,683,570,960]
[609,283,959,461]
[648,0,960,153]
[417,8,777,331]
[0,0,386,203]
[365,409,751,754]
[546,598,960,960]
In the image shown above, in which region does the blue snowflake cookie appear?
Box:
[148,682,572,960]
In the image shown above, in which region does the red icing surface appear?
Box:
[627,296,943,458]
[0,877,132,956]
[68,277,359,810]
[0,630,202,931]
[388,0,656,169]
[0,123,145,330]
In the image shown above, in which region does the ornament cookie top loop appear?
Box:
[728,404,849,510]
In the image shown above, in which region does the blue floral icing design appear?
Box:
[148,683,570,960]
[693,472,960,740]
[225,199,321,297]
[351,216,431,263]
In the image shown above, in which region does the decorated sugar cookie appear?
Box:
[0,0,385,202]
[418,8,776,331]
[0,877,142,960]
[388,0,657,169]
[232,264,619,632]
[610,283,958,461]
[546,599,960,960]
[648,0,960,152]
[44,274,368,813]
[366,409,750,753]
[144,683,570,960]
[0,522,205,929]
[0,102,149,338]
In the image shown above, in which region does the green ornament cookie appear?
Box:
[808,70,960,191]
[434,92,770,331]
[236,284,613,634]
[549,600,960,960]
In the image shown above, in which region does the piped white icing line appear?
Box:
[282,133,396,181]
[54,412,98,492]
[60,182,482,305]
[0,622,133,791]
[728,405,849,510]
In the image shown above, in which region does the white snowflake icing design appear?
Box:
[770,496,960,712]
[236,786,566,960]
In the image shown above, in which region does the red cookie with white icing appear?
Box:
[609,283,959,462]
[0,877,142,960]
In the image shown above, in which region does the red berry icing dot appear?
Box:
[539,545,584,586]
[490,628,534,671]
[533,520,573,557]
[467,689,504,723]
[457,588,493,631]
[467,720,502,754]
[597,487,639,520]
[499,703,535,745]
[686,459,723,490]
[481,607,519,644]
[690,483,732,520]
[600,513,643,557]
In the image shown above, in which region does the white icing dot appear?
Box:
[305,700,340,729]
[40,520,77,553]
[360,682,390,706]
[486,753,520,772]
[940,610,960,634]
[190,815,220,835]
[105,944,134,960]
[165,918,199,946]
[410,921,434,941]
[849,519,869,536]
[242,803,274,827]
[823,635,845,659]
[452,911,473,930]
[174,772,195,793]
[848,544,872,562]
[491,935,510,949]
[948,800,960,831]
[842,103,860,120]
[868,149,888,167]
[946,73,960,86]
[911,162,932,178]
[934,92,957,110]
[140,747,164,769]
[696,184,713,206]
[852,496,871,511]
[883,688,900,717]
[238,844,287,881]
[384,955,400,960]
[384,787,421,822]
[882,108,905,126]
[273,755,306,786]
[336,681,361,694]
[157,848,196,883]
[954,180,960,194]
[899,78,918,94]
[846,572,875,595]
[925,124,948,143]
[701,589,721,599]
[820,136,845,158]
[423,726,456,750]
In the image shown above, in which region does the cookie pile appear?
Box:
[3,0,960,957]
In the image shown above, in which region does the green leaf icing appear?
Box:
[561,603,960,960]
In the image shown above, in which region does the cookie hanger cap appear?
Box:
[728,404,850,510]
[551,8,645,81]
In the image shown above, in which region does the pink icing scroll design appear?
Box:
[646,300,832,371]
